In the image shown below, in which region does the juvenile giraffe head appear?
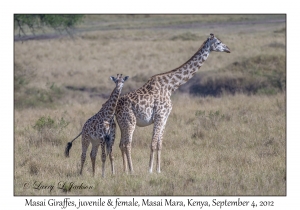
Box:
[207,33,230,53]
[110,74,129,89]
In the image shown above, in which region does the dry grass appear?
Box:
[14,15,286,196]
[14,94,286,195]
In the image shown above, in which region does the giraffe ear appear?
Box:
[123,76,129,82]
[110,76,116,82]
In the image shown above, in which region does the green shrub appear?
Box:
[33,116,55,131]
[33,116,69,131]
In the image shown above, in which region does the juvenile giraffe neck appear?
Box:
[99,86,122,120]
[154,38,211,93]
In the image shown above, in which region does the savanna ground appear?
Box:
[14,14,286,196]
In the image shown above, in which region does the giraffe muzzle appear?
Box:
[224,47,230,53]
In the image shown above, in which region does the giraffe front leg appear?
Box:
[120,141,133,173]
[150,116,168,173]
[119,125,135,174]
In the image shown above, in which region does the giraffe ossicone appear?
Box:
[115,33,230,174]
[65,74,129,177]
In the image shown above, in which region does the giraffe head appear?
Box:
[207,33,230,53]
[110,74,129,89]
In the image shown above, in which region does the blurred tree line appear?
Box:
[14,14,84,36]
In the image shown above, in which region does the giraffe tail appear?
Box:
[65,142,73,157]
[104,134,112,156]
[65,132,82,157]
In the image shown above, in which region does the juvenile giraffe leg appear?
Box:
[80,153,86,175]
[90,142,100,177]
[109,151,115,175]
[109,121,116,175]
[101,143,106,177]
[80,135,90,175]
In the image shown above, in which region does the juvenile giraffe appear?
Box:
[65,74,129,177]
[115,33,230,173]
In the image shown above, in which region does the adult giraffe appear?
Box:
[115,33,230,173]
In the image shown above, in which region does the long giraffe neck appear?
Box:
[154,38,211,93]
[98,85,122,120]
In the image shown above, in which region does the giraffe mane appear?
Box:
[150,38,209,79]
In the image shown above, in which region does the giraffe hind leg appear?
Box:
[80,135,90,175]
[149,139,162,173]
[149,148,161,173]
[156,127,165,173]
[156,143,162,173]
[90,142,100,177]
[80,153,86,175]
[125,143,133,173]
[119,143,128,173]
[149,149,154,173]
